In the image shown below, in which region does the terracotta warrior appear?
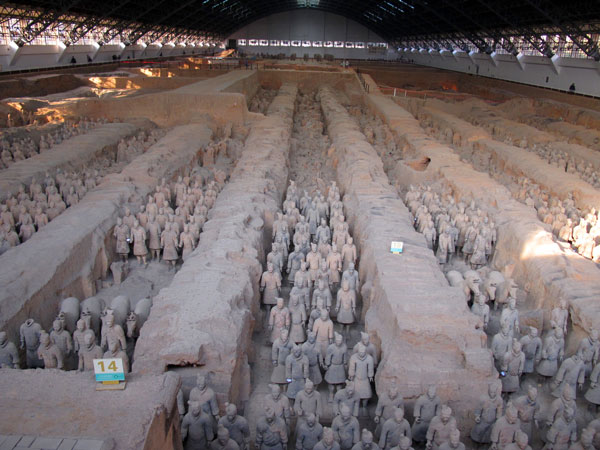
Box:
[302,331,323,385]
[296,413,324,450]
[307,243,322,282]
[37,331,64,369]
[313,309,334,358]
[353,332,378,367]
[272,328,293,390]
[374,383,404,434]
[264,384,291,426]
[189,374,220,422]
[286,344,310,401]
[325,332,349,402]
[341,237,357,272]
[500,298,520,338]
[425,405,457,450]
[412,385,441,443]
[471,295,490,330]
[20,318,43,368]
[491,322,512,370]
[104,338,129,373]
[336,279,356,335]
[131,219,148,265]
[501,340,525,395]
[348,343,374,416]
[211,425,240,450]
[261,262,282,307]
[544,407,577,450]
[0,331,19,368]
[289,294,307,343]
[332,404,360,450]
[567,427,594,450]
[295,380,323,427]
[551,300,569,336]
[512,386,540,442]
[352,429,380,450]
[78,332,103,371]
[551,352,585,398]
[314,427,341,450]
[182,400,215,450]
[379,407,411,449]
[269,297,291,343]
[470,381,503,445]
[537,327,565,380]
[438,429,464,450]
[577,329,600,376]
[519,327,542,374]
[341,263,359,293]
[334,381,361,417]
[255,406,288,450]
[313,279,333,312]
[219,403,250,450]
[161,222,179,269]
[113,217,130,262]
[490,405,521,450]
[100,313,126,352]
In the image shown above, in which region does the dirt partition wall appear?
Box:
[319,86,495,427]
[258,69,355,93]
[0,124,213,346]
[0,120,152,199]
[133,83,298,408]
[51,70,259,127]
[0,370,182,450]
[365,94,600,346]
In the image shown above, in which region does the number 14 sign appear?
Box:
[93,358,125,382]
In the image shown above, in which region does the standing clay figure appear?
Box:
[577,330,600,376]
[313,309,334,359]
[520,327,542,374]
[353,333,378,367]
[439,429,464,450]
[314,427,341,450]
[0,331,19,368]
[189,374,220,422]
[379,408,411,449]
[50,319,73,368]
[78,333,103,371]
[585,362,600,408]
[255,406,288,450]
[342,263,359,293]
[500,298,520,338]
[490,405,521,450]
[470,382,503,445]
[425,405,457,450]
[219,404,250,450]
[548,385,577,432]
[544,407,577,450]
[352,429,380,450]
[131,219,148,266]
[492,323,513,369]
[100,314,126,352]
[348,343,374,416]
[20,318,43,368]
[341,237,357,272]
[551,300,569,337]
[567,427,594,450]
[374,383,404,435]
[295,380,323,426]
[104,339,129,373]
[147,216,161,261]
[296,413,323,450]
[264,384,291,426]
[503,431,531,450]
[501,340,525,395]
[161,223,179,269]
[537,328,565,380]
[412,385,441,444]
[326,244,343,288]
[37,331,64,369]
[334,382,360,417]
[336,280,356,335]
[312,279,333,312]
[73,319,94,353]
[288,246,306,284]
[302,332,323,385]
[289,294,307,343]
[211,425,240,450]
[269,298,291,343]
[332,404,361,450]
[272,328,293,389]
[307,243,322,282]
[325,332,348,402]
[182,400,215,450]
[286,345,310,400]
[512,386,540,442]
[261,262,282,307]
[113,217,130,262]
[551,352,585,398]
[471,295,490,330]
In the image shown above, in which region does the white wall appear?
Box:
[228,10,393,60]
[400,49,600,98]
